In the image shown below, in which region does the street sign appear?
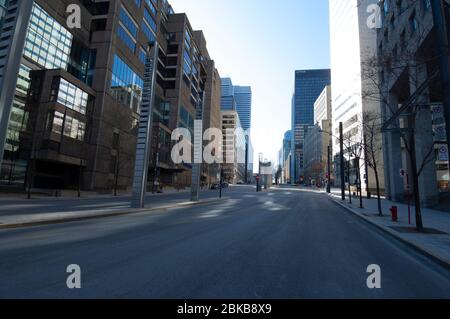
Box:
[438,145,449,162]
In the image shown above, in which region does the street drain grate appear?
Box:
[389,226,449,235]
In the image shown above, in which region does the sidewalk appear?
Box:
[327,187,450,268]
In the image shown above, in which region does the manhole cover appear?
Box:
[389,226,449,235]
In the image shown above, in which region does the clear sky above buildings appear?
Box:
[170,0,331,166]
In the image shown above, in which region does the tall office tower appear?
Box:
[220,78,253,179]
[221,110,245,183]
[291,69,331,183]
[0,0,33,171]
[220,77,236,111]
[0,0,221,192]
[233,86,252,132]
[329,0,384,192]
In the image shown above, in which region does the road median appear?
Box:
[0,197,229,230]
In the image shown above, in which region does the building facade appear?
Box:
[233,86,252,131]
[329,0,384,193]
[304,85,333,186]
[377,0,450,207]
[291,69,331,183]
[220,77,253,181]
[0,0,222,193]
[221,110,245,183]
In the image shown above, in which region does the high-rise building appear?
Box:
[221,110,245,183]
[329,0,384,193]
[377,0,449,207]
[220,77,253,180]
[303,86,333,185]
[234,86,252,132]
[291,69,331,183]
[0,0,222,193]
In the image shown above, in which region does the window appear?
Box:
[139,47,147,64]
[53,78,89,115]
[185,29,192,53]
[119,7,138,37]
[117,7,137,52]
[143,7,157,33]
[24,3,73,70]
[110,55,144,113]
[141,20,156,42]
[183,50,192,77]
[178,106,194,134]
[117,24,136,52]
[49,111,64,135]
[145,0,157,17]
[64,115,86,141]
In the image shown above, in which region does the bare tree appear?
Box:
[360,3,444,231]
[362,111,385,216]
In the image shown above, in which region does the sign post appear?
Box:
[191,92,205,202]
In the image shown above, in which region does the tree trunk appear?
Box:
[409,132,424,232]
[374,166,383,216]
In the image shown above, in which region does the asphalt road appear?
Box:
[0,186,449,298]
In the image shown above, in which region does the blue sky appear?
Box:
[170,0,331,166]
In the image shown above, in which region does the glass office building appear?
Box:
[234,86,252,132]
[291,69,330,183]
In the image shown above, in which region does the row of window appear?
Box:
[116,4,157,65]
[51,78,89,115]
[47,111,86,142]
[110,54,144,113]
[24,3,73,70]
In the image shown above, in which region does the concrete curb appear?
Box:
[326,193,450,273]
[0,197,229,230]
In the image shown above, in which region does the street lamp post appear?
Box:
[257,152,263,192]
[244,135,249,184]
[327,144,331,193]
[339,122,346,201]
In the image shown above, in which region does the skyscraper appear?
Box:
[329,0,384,192]
[220,78,236,111]
[220,77,253,180]
[0,0,222,192]
[291,69,331,183]
[234,86,252,132]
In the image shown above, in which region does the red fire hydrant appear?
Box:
[390,206,398,222]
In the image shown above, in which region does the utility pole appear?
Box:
[327,144,331,193]
[347,151,352,204]
[244,135,249,184]
[339,122,345,200]
[363,133,371,199]
[131,41,158,208]
[219,167,224,199]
